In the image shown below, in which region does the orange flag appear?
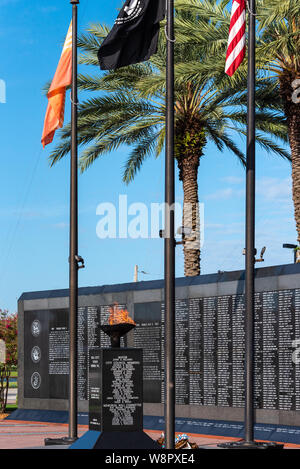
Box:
[41,22,72,148]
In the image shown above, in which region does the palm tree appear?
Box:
[255,0,300,248]
[48,0,290,276]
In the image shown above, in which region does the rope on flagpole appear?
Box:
[246,0,257,16]
[70,96,79,106]
[164,25,176,43]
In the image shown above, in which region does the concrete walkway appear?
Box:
[7,388,17,405]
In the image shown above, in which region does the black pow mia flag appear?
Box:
[98,0,166,70]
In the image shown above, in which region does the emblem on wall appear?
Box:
[31,372,41,390]
[31,346,41,363]
[31,319,41,337]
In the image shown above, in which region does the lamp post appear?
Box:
[283,243,298,264]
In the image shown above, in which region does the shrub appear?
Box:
[0,310,18,413]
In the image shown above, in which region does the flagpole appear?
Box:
[44,0,80,447]
[67,0,80,443]
[219,0,258,449]
[236,0,282,449]
[244,0,256,445]
[164,0,175,451]
[218,0,283,450]
[219,1,257,450]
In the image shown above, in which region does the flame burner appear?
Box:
[101,323,136,348]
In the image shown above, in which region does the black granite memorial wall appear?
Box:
[133,292,300,410]
[18,263,300,426]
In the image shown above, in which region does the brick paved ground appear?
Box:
[0,420,86,449]
[0,419,299,450]
[145,430,300,450]
[1,392,299,449]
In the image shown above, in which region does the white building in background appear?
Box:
[0,79,6,103]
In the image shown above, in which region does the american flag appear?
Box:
[225,0,246,76]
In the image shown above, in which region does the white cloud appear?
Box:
[221,176,244,185]
[256,177,292,203]
[205,221,244,235]
[205,187,242,200]
[205,176,293,208]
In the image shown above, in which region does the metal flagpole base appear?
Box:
[44,437,78,446]
[217,440,284,449]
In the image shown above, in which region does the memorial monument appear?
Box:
[17,263,300,442]
[70,304,159,449]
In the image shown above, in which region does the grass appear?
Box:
[0,370,18,419]
[0,369,18,420]
[1,404,17,413]
[0,404,17,420]
[5,404,17,412]
[0,378,18,388]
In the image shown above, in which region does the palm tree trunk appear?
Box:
[289,113,300,246]
[280,74,300,245]
[178,153,201,276]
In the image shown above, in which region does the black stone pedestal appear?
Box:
[70,430,160,449]
[70,348,159,449]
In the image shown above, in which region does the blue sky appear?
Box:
[0,0,297,313]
